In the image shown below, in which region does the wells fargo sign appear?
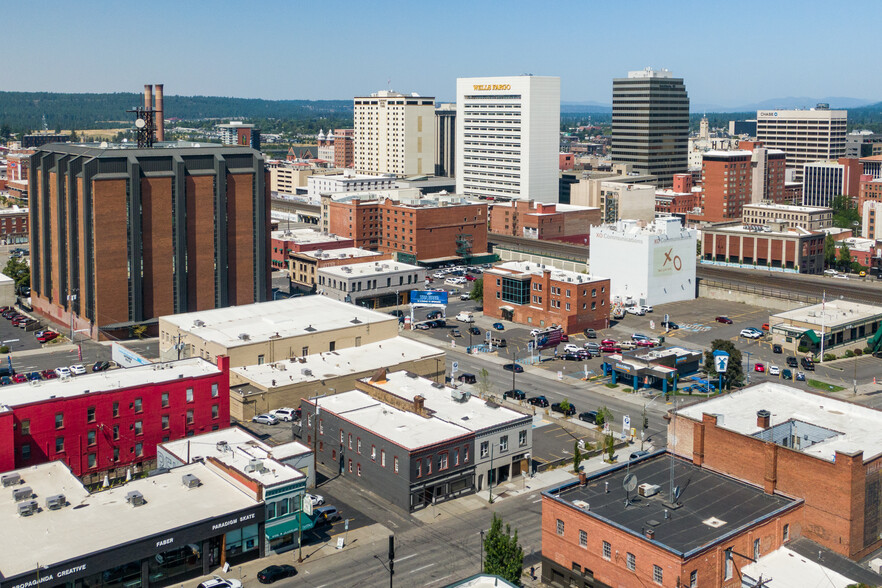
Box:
[472,84,511,91]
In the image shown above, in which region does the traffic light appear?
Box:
[643,416,649,429]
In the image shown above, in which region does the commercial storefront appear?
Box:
[601,347,702,392]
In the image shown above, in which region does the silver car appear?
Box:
[252,414,279,425]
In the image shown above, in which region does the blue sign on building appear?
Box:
[410,290,448,305]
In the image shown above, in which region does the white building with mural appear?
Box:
[589,217,697,307]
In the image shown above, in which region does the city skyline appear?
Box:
[5,0,880,108]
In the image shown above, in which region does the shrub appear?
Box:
[797,345,808,353]
[864,347,873,355]
[855,348,863,356]
[844,350,855,358]
[823,353,836,362]
[0,345,8,353]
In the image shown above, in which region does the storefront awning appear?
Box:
[499,306,515,311]
[265,512,315,539]
[803,330,821,344]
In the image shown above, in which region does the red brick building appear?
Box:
[859,175,882,212]
[698,142,786,222]
[0,357,230,485]
[671,383,882,560]
[271,228,354,271]
[542,452,804,588]
[488,200,601,244]
[559,153,575,171]
[0,207,29,243]
[483,261,609,334]
[328,195,489,263]
[700,222,825,274]
[334,129,355,169]
[656,176,699,216]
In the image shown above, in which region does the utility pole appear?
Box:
[488,440,494,504]
[745,351,752,384]
[388,535,394,588]
[479,530,485,573]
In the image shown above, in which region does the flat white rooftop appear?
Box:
[743,203,831,213]
[772,300,882,328]
[160,297,397,347]
[161,427,303,487]
[487,261,606,285]
[675,383,882,462]
[706,224,812,236]
[271,228,350,245]
[308,390,470,451]
[741,547,854,588]
[365,371,530,433]
[297,247,384,261]
[0,358,219,409]
[0,461,258,579]
[320,260,423,278]
[231,337,443,389]
[703,149,753,158]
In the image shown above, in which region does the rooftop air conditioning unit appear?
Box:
[126,490,146,507]
[238,333,250,341]
[245,459,263,473]
[638,483,660,497]
[12,486,32,501]
[45,494,66,510]
[1,473,21,487]
[182,474,201,488]
[301,368,313,376]
[17,500,38,516]
[216,440,229,452]
[193,320,205,327]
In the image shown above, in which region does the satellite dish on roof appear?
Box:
[134,118,146,129]
[623,473,638,492]
[673,485,682,502]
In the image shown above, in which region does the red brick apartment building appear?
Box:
[484,261,609,334]
[334,129,355,169]
[670,383,882,560]
[542,452,803,588]
[488,200,601,244]
[656,173,699,216]
[28,145,270,339]
[0,357,230,485]
[270,228,354,271]
[328,196,489,263]
[0,207,29,243]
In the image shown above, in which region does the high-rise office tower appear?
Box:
[434,104,456,177]
[353,91,435,177]
[756,106,847,182]
[611,68,689,188]
[456,75,560,202]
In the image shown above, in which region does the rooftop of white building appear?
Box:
[772,300,882,328]
[675,382,882,462]
[320,260,423,279]
[230,337,443,390]
[296,247,385,261]
[740,546,855,588]
[362,371,530,433]
[0,358,220,410]
[0,461,259,579]
[742,202,831,213]
[310,171,396,182]
[305,390,471,451]
[486,261,606,285]
[271,228,351,245]
[160,427,304,487]
[591,217,695,239]
[160,297,397,347]
[704,223,813,236]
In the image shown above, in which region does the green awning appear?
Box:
[803,330,821,344]
[266,512,315,539]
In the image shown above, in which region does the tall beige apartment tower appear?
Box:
[354,91,436,177]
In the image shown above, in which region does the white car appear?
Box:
[740,329,762,339]
[55,366,72,378]
[270,408,298,422]
[626,307,645,316]
[530,329,543,337]
[563,344,582,354]
[252,414,279,425]
[197,577,243,588]
[768,365,781,376]
[640,305,653,313]
[433,272,446,279]
[306,493,325,506]
[824,269,838,275]
[459,293,470,300]
[69,364,87,376]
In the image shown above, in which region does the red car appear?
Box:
[601,339,617,346]
[40,369,58,379]
[754,362,765,373]
[600,345,622,353]
[12,374,27,384]
[762,323,770,331]
[464,274,476,281]
[715,316,733,324]
[636,339,656,347]
[37,331,59,343]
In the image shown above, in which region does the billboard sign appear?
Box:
[534,328,563,350]
[653,246,684,276]
[112,343,152,368]
[409,290,448,306]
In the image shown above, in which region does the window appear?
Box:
[302,346,309,357]
[55,436,64,453]
[257,354,265,365]
[113,425,119,440]
[162,414,169,429]
[186,388,194,402]
[21,419,29,435]
[627,552,636,571]
[753,538,760,560]
[602,541,611,560]
[357,463,362,476]
[579,530,587,547]
[186,409,194,424]
[394,456,399,473]
[87,407,96,422]
[724,549,733,580]
[427,457,432,475]
[653,565,663,584]
[499,435,508,452]
[556,519,565,536]
[348,434,352,450]
[381,450,386,467]
[319,419,324,434]
[439,452,449,470]
[348,459,353,473]
[481,441,489,458]
[519,430,527,447]
[87,430,96,446]
[21,444,30,460]
[55,413,64,429]
[211,383,219,398]
[689,569,697,587]
[134,398,142,413]
[464,445,469,462]
[416,460,422,477]
[113,402,119,417]
[783,524,790,542]
[113,446,119,461]
[88,453,96,469]
[454,449,460,466]
[161,392,169,407]
[371,445,376,461]
[357,438,362,454]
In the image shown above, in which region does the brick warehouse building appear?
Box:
[483,261,610,334]
[671,383,882,560]
[28,145,270,339]
[700,221,825,274]
[487,200,601,244]
[0,357,230,485]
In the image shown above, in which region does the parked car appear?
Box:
[630,450,650,460]
[257,565,297,584]
[601,339,617,346]
[493,322,505,331]
[782,368,793,380]
[415,323,430,330]
[197,576,243,588]
[762,323,770,331]
[503,389,526,400]
[801,357,815,371]
[584,328,597,339]
[69,364,87,376]
[528,396,549,407]
[92,361,111,372]
[305,493,324,506]
[578,411,599,424]
[740,329,762,339]
[768,365,780,376]
[640,305,653,313]
[459,293,470,300]
[631,333,649,341]
[314,505,341,523]
[12,374,27,383]
[491,338,507,348]
[715,316,733,324]
[563,344,582,354]
[469,326,481,336]
[618,341,637,350]
[251,414,279,425]
[451,328,461,337]
[754,362,765,373]
[37,331,59,343]
[796,371,806,381]
[55,367,72,378]
[636,339,656,348]
[427,310,443,320]
[457,373,477,385]
[626,306,645,316]
[772,344,783,354]
[786,356,798,368]
[551,402,576,416]
[562,353,582,361]
[663,322,679,330]
[270,408,299,422]
[0,376,12,386]
[600,345,622,353]
[40,369,58,380]
[584,342,600,352]
[26,371,41,381]
[529,329,543,337]
[503,363,524,373]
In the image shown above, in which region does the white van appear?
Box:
[456,311,475,323]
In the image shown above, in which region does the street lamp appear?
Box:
[641,394,663,451]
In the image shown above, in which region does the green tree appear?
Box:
[469,277,483,303]
[824,234,837,268]
[483,513,524,585]
[476,367,492,398]
[573,440,583,473]
[132,325,147,339]
[0,124,11,139]
[838,242,852,269]
[831,195,861,232]
[2,257,30,292]
[69,128,78,142]
[594,406,613,428]
[604,433,615,461]
[703,339,744,388]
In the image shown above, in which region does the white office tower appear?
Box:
[456,76,561,202]
[756,106,847,182]
[354,91,436,177]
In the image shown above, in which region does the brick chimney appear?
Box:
[413,395,425,416]
[645,529,655,540]
[757,409,771,429]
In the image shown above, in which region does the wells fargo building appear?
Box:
[29,145,271,338]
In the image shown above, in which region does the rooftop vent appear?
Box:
[1,473,21,487]
[572,500,590,510]
[304,325,317,332]
[182,473,201,488]
[17,500,38,516]
[702,517,727,528]
[193,320,205,327]
[13,486,32,501]
[45,494,66,510]
[238,333,251,341]
[126,490,146,507]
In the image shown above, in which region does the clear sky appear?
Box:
[5,0,879,107]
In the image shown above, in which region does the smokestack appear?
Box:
[757,409,771,429]
[154,84,164,142]
[144,84,153,112]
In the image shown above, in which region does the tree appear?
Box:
[824,235,837,268]
[573,440,583,473]
[132,325,148,339]
[2,257,30,292]
[483,513,524,585]
[604,433,615,461]
[703,339,744,388]
[838,242,852,269]
[594,406,613,428]
[831,195,860,233]
[69,128,78,142]
[476,367,492,398]
[469,278,483,303]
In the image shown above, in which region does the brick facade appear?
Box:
[488,200,601,243]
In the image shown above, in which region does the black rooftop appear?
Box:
[545,452,799,557]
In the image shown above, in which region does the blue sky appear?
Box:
[5,0,879,107]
